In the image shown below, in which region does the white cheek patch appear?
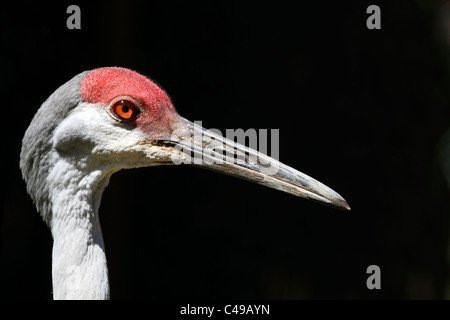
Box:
[51,102,175,168]
[53,103,144,153]
[53,115,93,153]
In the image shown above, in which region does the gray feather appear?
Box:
[20,71,89,225]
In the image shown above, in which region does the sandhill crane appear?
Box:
[20,67,349,300]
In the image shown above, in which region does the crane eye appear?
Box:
[113,100,139,121]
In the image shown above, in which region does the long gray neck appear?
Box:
[19,71,113,299]
[48,159,112,300]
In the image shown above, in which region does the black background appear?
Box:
[1,0,450,300]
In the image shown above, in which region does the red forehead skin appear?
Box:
[80,67,179,140]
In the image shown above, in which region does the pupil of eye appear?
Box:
[122,105,130,113]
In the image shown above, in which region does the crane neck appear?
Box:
[48,159,113,300]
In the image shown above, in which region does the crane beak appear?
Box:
[156,118,350,210]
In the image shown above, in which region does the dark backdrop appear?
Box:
[1,0,450,299]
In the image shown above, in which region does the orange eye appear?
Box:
[113,100,138,121]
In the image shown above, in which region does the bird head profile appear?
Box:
[20,67,349,299]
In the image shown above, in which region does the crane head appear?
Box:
[52,67,186,169]
[21,67,349,226]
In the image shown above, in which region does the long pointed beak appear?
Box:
[157,118,350,210]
